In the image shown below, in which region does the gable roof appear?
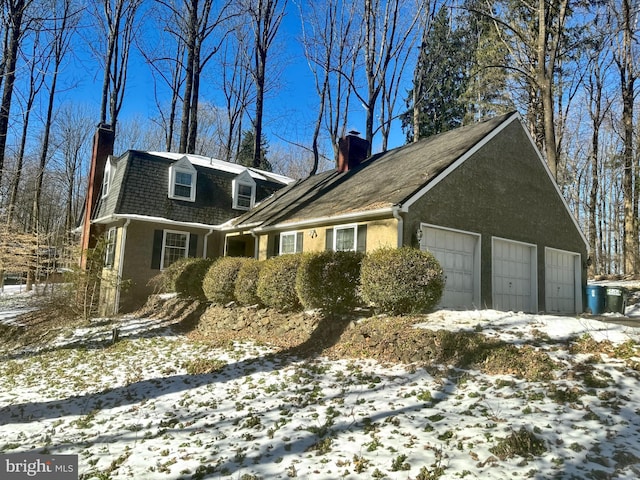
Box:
[229,112,519,230]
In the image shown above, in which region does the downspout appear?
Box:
[114,218,131,315]
[392,206,404,248]
[250,230,260,259]
[203,228,215,258]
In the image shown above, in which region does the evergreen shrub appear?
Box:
[296,251,364,313]
[234,258,264,306]
[150,257,198,294]
[360,247,444,314]
[202,257,248,304]
[175,258,214,300]
[257,254,303,311]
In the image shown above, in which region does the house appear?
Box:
[84,126,293,314]
[223,112,589,314]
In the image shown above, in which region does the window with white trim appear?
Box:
[168,158,197,201]
[232,171,256,210]
[326,224,367,252]
[334,225,357,251]
[162,230,190,269]
[104,227,116,268]
[102,159,112,198]
[279,231,303,254]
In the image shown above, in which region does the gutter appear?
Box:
[92,213,221,231]
[114,218,131,315]
[248,207,394,234]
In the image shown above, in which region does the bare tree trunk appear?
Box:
[246,0,286,168]
[0,0,30,190]
[614,0,638,275]
[32,0,76,234]
[6,29,45,226]
[92,0,141,134]
[535,0,568,180]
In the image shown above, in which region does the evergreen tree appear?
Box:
[402,6,470,142]
[459,0,514,123]
[236,130,272,172]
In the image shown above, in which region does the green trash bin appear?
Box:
[605,286,627,314]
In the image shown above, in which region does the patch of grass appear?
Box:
[489,427,547,460]
[391,454,410,471]
[182,358,226,375]
[307,437,333,455]
[547,384,585,404]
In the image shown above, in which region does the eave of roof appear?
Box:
[92,213,222,230]
[144,151,294,185]
[230,112,518,229]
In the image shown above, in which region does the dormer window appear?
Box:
[169,157,197,202]
[232,170,256,210]
[101,156,113,198]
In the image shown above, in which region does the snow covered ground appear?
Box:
[1,284,640,479]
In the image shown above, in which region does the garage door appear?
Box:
[492,238,536,312]
[545,248,579,313]
[422,226,479,309]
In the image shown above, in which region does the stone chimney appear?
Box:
[80,123,115,269]
[337,131,369,172]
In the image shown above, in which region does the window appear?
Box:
[161,230,189,269]
[104,227,116,268]
[174,171,193,198]
[232,171,256,210]
[169,158,197,201]
[335,225,356,251]
[325,224,367,252]
[280,231,303,254]
[101,158,112,198]
[151,229,198,270]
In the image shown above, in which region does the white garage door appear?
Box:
[422,226,479,309]
[492,238,536,312]
[545,248,579,314]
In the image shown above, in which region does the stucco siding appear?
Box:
[252,217,398,260]
[404,121,587,310]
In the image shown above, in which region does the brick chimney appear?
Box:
[80,123,115,269]
[337,131,369,172]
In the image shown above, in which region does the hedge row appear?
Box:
[168,247,444,315]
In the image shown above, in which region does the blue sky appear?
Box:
[60,2,408,161]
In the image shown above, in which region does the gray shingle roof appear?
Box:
[92,151,291,225]
[231,112,517,229]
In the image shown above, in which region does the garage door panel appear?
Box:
[422,227,479,309]
[545,249,577,314]
[493,239,535,313]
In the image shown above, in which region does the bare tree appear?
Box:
[0,0,35,191]
[6,26,46,226]
[52,103,94,235]
[138,6,186,151]
[217,28,254,162]
[153,0,236,154]
[86,0,142,133]
[607,0,639,275]
[298,0,360,174]
[241,0,287,168]
[471,0,577,179]
[584,18,614,276]
[357,0,424,153]
[31,0,79,234]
